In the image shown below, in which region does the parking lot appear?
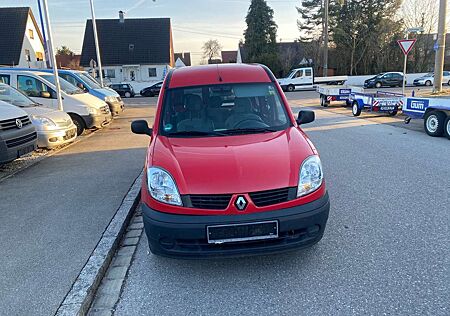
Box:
[1,88,449,315]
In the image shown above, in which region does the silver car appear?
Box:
[0,83,77,149]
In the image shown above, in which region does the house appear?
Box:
[0,7,46,68]
[174,52,191,66]
[221,51,238,63]
[80,11,174,84]
[55,54,82,70]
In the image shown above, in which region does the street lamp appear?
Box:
[89,0,104,87]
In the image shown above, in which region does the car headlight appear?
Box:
[31,115,56,127]
[148,167,182,206]
[297,155,323,197]
[105,96,115,103]
[87,107,98,114]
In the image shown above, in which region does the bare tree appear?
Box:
[202,39,222,63]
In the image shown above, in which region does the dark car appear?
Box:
[140,81,163,97]
[109,83,135,98]
[364,72,405,88]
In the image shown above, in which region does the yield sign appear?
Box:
[397,39,416,55]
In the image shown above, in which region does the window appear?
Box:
[106,69,116,78]
[0,74,10,85]
[161,83,290,136]
[446,50,450,57]
[36,52,44,61]
[304,69,312,76]
[29,29,34,39]
[25,49,31,62]
[60,73,80,87]
[121,84,129,89]
[17,75,54,98]
[295,70,303,78]
[129,44,134,51]
[148,68,157,77]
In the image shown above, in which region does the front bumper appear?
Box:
[142,192,330,259]
[364,82,374,88]
[106,100,124,116]
[0,126,37,164]
[36,125,77,149]
[82,113,112,129]
[413,81,425,86]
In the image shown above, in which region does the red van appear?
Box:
[132,64,330,258]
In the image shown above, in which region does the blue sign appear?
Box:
[339,89,351,95]
[434,41,438,51]
[405,98,429,114]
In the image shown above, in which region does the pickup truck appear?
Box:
[278,67,348,92]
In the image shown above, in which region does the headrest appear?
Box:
[233,97,251,113]
[184,94,203,112]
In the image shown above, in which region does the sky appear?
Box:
[3,0,301,65]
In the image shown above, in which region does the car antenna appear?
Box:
[217,65,223,82]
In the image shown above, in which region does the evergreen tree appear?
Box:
[244,0,280,73]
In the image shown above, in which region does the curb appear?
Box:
[55,170,143,316]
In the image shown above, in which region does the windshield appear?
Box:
[0,84,37,107]
[41,74,85,95]
[79,72,102,89]
[160,83,291,137]
[424,73,434,77]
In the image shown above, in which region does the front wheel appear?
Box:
[424,111,446,137]
[352,102,361,116]
[69,113,85,136]
[444,116,450,140]
[375,82,382,88]
[287,85,295,92]
[425,80,432,86]
[124,91,132,98]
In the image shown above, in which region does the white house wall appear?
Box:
[18,13,46,68]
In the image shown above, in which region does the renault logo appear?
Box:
[15,119,23,129]
[235,196,248,211]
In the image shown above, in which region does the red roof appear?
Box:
[169,64,271,88]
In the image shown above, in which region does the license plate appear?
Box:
[380,106,396,111]
[207,220,278,244]
[18,145,35,157]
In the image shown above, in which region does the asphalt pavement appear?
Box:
[114,97,449,315]
[0,102,154,315]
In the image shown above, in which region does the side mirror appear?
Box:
[296,110,315,125]
[131,120,152,136]
[40,91,51,98]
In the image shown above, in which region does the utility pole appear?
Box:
[323,0,329,77]
[36,0,50,68]
[433,0,447,93]
[89,0,104,87]
[41,0,63,111]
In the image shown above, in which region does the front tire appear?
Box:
[124,91,132,98]
[287,85,295,92]
[444,116,450,140]
[375,82,382,88]
[425,80,432,86]
[69,113,85,136]
[424,111,446,137]
[352,102,361,116]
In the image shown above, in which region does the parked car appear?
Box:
[0,83,77,148]
[9,69,124,116]
[140,81,163,97]
[0,70,112,135]
[131,64,330,258]
[364,72,405,88]
[0,100,37,164]
[109,83,135,98]
[413,71,450,86]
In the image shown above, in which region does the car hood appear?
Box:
[93,88,120,97]
[150,127,315,194]
[0,101,28,120]
[21,106,72,122]
[73,92,108,109]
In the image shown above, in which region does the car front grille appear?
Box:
[0,116,32,131]
[249,187,293,207]
[6,131,37,148]
[189,194,232,210]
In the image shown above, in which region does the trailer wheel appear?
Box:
[287,85,295,92]
[352,102,361,116]
[320,95,325,107]
[424,111,446,137]
[444,116,450,140]
[388,110,398,116]
[321,95,329,107]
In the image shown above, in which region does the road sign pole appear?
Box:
[89,0,104,87]
[402,54,407,96]
[397,38,417,96]
[41,0,63,111]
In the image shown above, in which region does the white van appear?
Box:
[0,70,112,135]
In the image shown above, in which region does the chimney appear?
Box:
[119,11,125,23]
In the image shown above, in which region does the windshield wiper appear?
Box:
[167,130,227,137]
[222,127,278,135]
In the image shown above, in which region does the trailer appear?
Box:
[403,95,450,139]
[317,85,364,107]
[349,91,404,117]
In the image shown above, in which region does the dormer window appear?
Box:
[29,29,34,39]
[129,44,134,51]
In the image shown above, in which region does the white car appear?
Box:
[413,71,450,86]
[0,83,77,149]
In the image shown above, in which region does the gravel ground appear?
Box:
[114,104,449,316]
